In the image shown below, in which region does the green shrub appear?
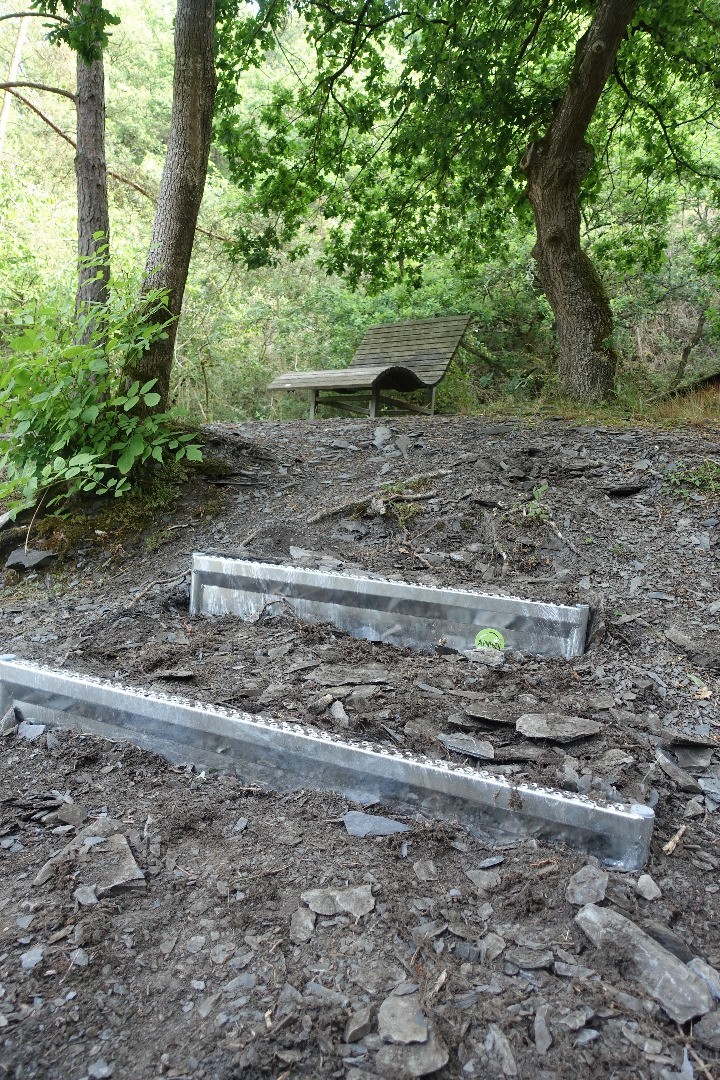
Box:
[0,286,202,514]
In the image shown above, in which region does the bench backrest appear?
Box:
[350,315,472,382]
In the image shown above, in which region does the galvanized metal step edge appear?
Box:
[0,659,651,870]
[189,555,590,659]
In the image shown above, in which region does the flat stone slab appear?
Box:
[189,555,589,658]
[0,659,653,870]
[5,548,56,571]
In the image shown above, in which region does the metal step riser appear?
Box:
[190,556,589,658]
[0,660,652,870]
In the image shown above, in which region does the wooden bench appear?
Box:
[267,314,472,419]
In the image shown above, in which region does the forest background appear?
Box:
[0,0,719,426]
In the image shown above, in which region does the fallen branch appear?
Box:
[646,310,708,403]
[662,824,687,855]
[126,573,187,606]
[306,470,449,523]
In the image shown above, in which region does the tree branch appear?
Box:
[4,89,232,245]
[0,10,68,21]
[548,0,638,160]
[516,0,550,66]
[461,339,509,373]
[0,80,75,102]
[612,65,719,181]
[669,310,707,390]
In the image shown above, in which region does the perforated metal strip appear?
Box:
[0,660,652,870]
[190,555,589,658]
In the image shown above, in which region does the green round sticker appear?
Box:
[475,628,505,651]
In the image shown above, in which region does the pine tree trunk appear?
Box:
[127,0,217,410]
[75,53,110,334]
[520,0,638,403]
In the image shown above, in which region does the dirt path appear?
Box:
[1,417,719,1079]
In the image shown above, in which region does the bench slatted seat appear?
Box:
[267,314,472,418]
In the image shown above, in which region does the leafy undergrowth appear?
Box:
[0,286,203,519]
[666,459,720,500]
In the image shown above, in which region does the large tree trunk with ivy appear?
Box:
[126,0,216,410]
[75,53,110,333]
[521,0,637,402]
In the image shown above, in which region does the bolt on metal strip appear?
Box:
[0,660,652,869]
[190,555,589,658]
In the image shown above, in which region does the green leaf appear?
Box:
[81,405,100,423]
[143,393,161,407]
[185,446,203,461]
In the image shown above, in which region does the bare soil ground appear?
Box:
[1,416,719,1080]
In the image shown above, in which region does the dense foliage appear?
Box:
[0,0,718,427]
[215,1,720,284]
[0,280,202,512]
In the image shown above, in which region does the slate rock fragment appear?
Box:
[0,706,19,736]
[89,833,146,897]
[412,859,437,882]
[20,945,43,970]
[73,885,98,906]
[636,874,662,901]
[575,903,713,1023]
[307,663,394,686]
[534,1004,552,1055]
[34,817,145,894]
[437,732,494,759]
[375,1025,449,1078]
[479,932,506,963]
[378,994,428,1044]
[5,547,57,571]
[17,721,46,742]
[655,749,702,793]
[688,958,720,1001]
[516,712,602,743]
[465,868,501,891]
[343,810,410,837]
[693,1010,720,1050]
[345,1004,373,1043]
[566,864,608,906]
[87,1061,113,1079]
[504,946,554,971]
[642,921,696,964]
[289,907,316,945]
[57,802,88,827]
[464,702,513,724]
[301,883,375,917]
[484,1024,518,1077]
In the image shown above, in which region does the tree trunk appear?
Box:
[0,16,29,159]
[126,0,217,410]
[521,0,638,402]
[75,53,110,333]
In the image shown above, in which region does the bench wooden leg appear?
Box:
[429,386,436,416]
[369,386,380,418]
[308,388,318,420]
